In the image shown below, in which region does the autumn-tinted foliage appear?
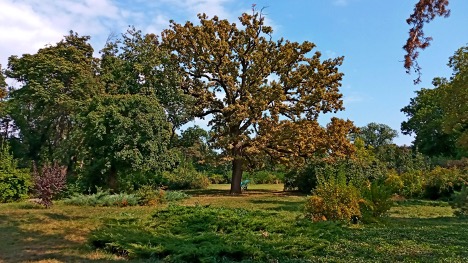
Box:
[404,0,450,84]
[162,11,355,193]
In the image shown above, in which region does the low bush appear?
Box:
[450,185,468,217]
[161,166,210,190]
[90,205,344,261]
[284,165,319,193]
[135,185,166,206]
[384,171,404,194]
[207,173,229,184]
[64,189,138,207]
[32,162,67,208]
[423,167,467,200]
[361,180,394,219]
[0,144,31,203]
[399,170,424,198]
[244,170,284,184]
[305,173,363,223]
[134,185,190,205]
[164,190,190,202]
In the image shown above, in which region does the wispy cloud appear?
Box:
[0,0,240,67]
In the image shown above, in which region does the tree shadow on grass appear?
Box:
[185,188,307,197]
[248,199,305,212]
[0,213,126,263]
[394,199,451,207]
[327,216,468,262]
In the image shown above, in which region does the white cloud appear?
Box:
[0,0,239,68]
[0,0,126,66]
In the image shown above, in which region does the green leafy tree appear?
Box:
[6,32,99,164]
[0,142,31,203]
[352,122,398,149]
[401,86,455,157]
[99,28,193,139]
[442,45,468,154]
[402,45,467,157]
[79,94,175,191]
[0,65,12,144]
[162,11,356,193]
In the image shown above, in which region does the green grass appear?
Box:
[0,184,467,262]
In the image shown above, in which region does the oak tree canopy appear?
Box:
[162,11,356,194]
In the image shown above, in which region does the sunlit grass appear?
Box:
[1,186,467,262]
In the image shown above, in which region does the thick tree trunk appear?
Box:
[230,158,243,194]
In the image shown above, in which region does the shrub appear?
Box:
[32,162,67,208]
[399,170,424,198]
[135,185,165,206]
[423,167,466,200]
[384,171,404,194]
[64,189,138,207]
[244,170,284,184]
[164,190,190,202]
[361,180,394,219]
[161,166,210,190]
[207,173,228,184]
[305,173,363,223]
[284,165,319,193]
[90,205,343,262]
[450,185,468,217]
[0,144,32,203]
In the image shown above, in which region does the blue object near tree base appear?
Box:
[241,179,250,191]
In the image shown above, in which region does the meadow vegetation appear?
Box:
[1,185,467,262]
[0,4,467,263]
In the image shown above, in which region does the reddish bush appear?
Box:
[32,162,67,208]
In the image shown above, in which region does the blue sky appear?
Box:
[1,0,467,145]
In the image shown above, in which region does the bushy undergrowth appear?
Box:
[360,180,394,219]
[243,170,284,184]
[423,167,467,199]
[384,166,467,200]
[64,189,138,207]
[90,205,344,262]
[162,166,210,190]
[207,173,229,184]
[0,144,31,203]
[305,173,363,223]
[450,185,468,217]
[284,165,320,193]
[164,190,190,202]
[135,185,190,205]
[65,186,190,207]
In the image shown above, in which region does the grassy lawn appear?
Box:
[0,184,467,262]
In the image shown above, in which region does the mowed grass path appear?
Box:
[0,184,467,262]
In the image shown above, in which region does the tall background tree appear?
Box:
[162,11,356,194]
[5,30,184,192]
[402,45,467,158]
[352,122,398,149]
[6,32,99,165]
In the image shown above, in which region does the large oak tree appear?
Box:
[162,11,356,194]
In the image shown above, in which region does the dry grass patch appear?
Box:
[0,202,154,262]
